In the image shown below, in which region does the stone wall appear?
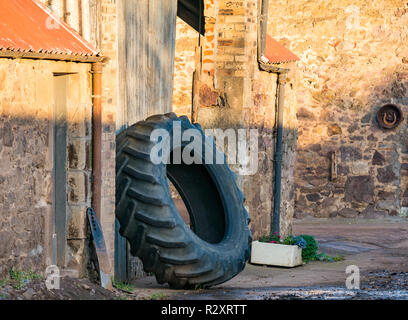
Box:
[38,0,117,275]
[172,17,197,117]
[172,0,298,238]
[268,0,408,219]
[0,58,93,277]
[247,65,298,235]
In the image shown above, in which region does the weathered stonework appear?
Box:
[0,59,93,278]
[172,0,298,238]
[268,0,408,219]
[36,0,117,276]
[173,18,199,117]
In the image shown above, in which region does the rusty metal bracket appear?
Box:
[87,207,112,290]
[331,151,337,181]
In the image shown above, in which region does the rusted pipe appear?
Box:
[91,62,113,290]
[92,62,103,220]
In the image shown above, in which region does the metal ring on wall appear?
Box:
[377,104,403,129]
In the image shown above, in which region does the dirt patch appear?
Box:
[0,276,172,300]
[0,276,121,300]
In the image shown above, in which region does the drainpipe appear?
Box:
[92,62,103,220]
[257,0,269,62]
[91,60,114,290]
[257,0,290,235]
[262,65,290,237]
[259,64,289,235]
[257,0,294,234]
[272,72,287,234]
[191,0,203,123]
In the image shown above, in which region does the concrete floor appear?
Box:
[128,218,408,300]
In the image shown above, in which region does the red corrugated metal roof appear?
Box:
[0,0,99,58]
[264,35,299,64]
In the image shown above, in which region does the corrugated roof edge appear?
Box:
[32,0,100,56]
[268,58,299,64]
[0,48,108,63]
[0,0,105,63]
[264,35,300,64]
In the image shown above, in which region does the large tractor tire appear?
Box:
[115,113,252,288]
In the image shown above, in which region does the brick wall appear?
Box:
[269,0,408,219]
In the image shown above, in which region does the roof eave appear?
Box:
[259,62,290,74]
[0,49,108,63]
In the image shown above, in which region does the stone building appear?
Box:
[1,0,301,283]
[0,0,109,277]
[172,0,299,239]
[35,0,118,279]
[268,0,408,219]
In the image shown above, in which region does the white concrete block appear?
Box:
[250,241,303,267]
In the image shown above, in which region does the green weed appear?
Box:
[8,267,42,289]
[150,292,167,300]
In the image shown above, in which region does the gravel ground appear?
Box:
[265,271,408,300]
[1,271,407,300]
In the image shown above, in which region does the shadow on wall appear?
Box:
[0,113,115,279]
[295,69,408,219]
[242,125,298,240]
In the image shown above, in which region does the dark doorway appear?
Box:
[53,74,68,267]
